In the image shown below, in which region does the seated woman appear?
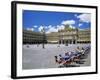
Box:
[75,46,83,56]
[63,52,70,61]
[76,46,81,53]
[54,55,64,64]
[81,47,85,55]
[54,56,58,63]
[69,52,75,61]
[58,54,65,63]
[62,52,72,65]
[55,52,72,65]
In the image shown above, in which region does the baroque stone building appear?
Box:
[23,26,90,44]
[46,26,90,44]
[23,29,47,44]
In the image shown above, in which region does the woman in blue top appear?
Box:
[64,52,70,61]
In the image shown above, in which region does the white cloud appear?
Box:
[78,23,82,27]
[69,25,75,29]
[61,20,75,25]
[74,14,78,17]
[57,25,65,30]
[26,28,34,31]
[38,26,44,32]
[76,13,91,23]
[45,26,48,29]
[46,25,65,33]
[48,25,52,29]
[46,26,58,33]
[38,20,76,33]
[46,24,76,34]
[33,25,38,28]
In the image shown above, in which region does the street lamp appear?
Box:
[58,30,60,47]
[72,28,75,44]
[41,27,45,49]
[76,27,79,44]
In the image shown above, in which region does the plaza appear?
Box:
[22,44,91,69]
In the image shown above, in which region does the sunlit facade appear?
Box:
[23,29,47,44]
[23,26,90,44]
[46,26,91,44]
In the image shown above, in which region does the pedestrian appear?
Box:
[54,56,58,63]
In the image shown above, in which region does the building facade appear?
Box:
[23,26,90,44]
[23,29,47,44]
[46,26,91,44]
[46,32,59,44]
[77,29,91,43]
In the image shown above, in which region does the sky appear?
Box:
[23,10,91,33]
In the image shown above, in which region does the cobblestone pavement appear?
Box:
[22,44,90,69]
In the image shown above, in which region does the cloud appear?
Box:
[38,26,44,32]
[46,24,76,33]
[33,25,38,28]
[76,13,91,23]
[78,23,82,27]
[74,14,78,17]
[38,20,77,33]
[61,20,75,25]
[38,25,57,33]
[48,25,52,28]
[46,27,58,33]
[46,25,65,33]
[69,25,75,29]
[26,28,34,31]
[57,25,65,30]
[45,26,48,29]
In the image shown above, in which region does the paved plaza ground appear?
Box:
[22,44,91,69]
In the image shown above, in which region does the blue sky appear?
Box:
[23,10,91,33]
